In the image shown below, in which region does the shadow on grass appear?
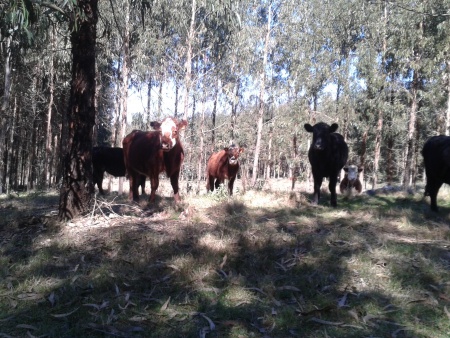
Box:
[1,190,450,337]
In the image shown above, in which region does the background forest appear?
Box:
[1,0,450,218]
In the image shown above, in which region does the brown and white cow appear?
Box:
[339,164,363,197]
[122,117,188,203]
[206,145,244,195]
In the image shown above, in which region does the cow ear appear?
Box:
[178,120,188,130]
[239,147,244,153]
[224,147,229,151]
[329,123,338,133]
[150,121,161,130]
[304,124,313,132]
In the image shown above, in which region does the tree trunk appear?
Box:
[359,129,368,189]
[146,73,152,127]
[183,0,196,121]
[196,91,205,194]
[5,96,17,194]
[0,35,12,194]
[44,26,55,189]
[251,3,271,186]
[372,1,387,189]
[446,60,450,136]
[59,0,98,220]
[117,1,130,195]
[211,75,219,147]
[157,76,163,121]
[174,81,179,118]
[403,70,418,188]
[372,109,383,189]
[291,135,298,191]
[231,78,240,141]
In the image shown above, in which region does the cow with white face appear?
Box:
[150,117,182,151]
[339,164,363,197]
[123,117,188,203]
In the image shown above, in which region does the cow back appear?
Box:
[422,135,450,184]
[93,147,126,177]
[123,130,165,177]
[207,150,230,177]
[123,129,184,178]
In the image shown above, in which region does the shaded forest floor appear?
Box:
[1,179,450,337]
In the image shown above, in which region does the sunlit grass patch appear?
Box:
[197,232,236,252]
[2,181,450,337]
[220,286,257,307]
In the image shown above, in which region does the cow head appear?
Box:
[151,117,188,151]
[304,122,339,151]
[344,164,362,182]
[225,145,244,165]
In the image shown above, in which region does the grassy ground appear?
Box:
[1,179,450,337]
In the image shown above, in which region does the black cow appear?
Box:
[304,122,348,207]
[422,135,450,212]
[92,146,145,195]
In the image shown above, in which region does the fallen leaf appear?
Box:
[128,315,147,322]
[347,309,359,321]
[277,286,300,292]
[160,297,170,312]
[48,292,56,307]
[308,317,343,326]
[444,306,450,320]
[115,284,120,296]
[17,293,43,301]
[338,293,348,308]
[297,305,335,316]
[0,316,14,322]
[16,324,38,330]
[0,332,13,338]
[199,313,215,331]
[51,307,79,318]
[219,254,227,269]
[275,262,287,272]
[439,294,450,302]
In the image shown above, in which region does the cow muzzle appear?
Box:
[313,144,324,151]
[161,141,175,151]
[229,157,238,165]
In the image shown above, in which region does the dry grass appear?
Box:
[1,179,450,337]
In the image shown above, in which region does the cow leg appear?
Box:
[207,175,214,192]
[215,179,222,190]
[329,176,338,207]
[149,176,160,203]
[139,175,146,195]
[426,181,442,212]
[169,171,181,203]
[228,177,235,195]
[96,171,105,195]
[312,176,323,205]
[129,173,140,202]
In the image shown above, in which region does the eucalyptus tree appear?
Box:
[59,0,99,219]
[0,1,35,194]
[0,1,69,193]
[246,0,275,186]
[381,0,448,187]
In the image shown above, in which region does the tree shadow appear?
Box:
[1,191,450,337]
